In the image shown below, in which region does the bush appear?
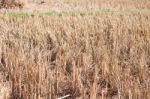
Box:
[1,0,28,8]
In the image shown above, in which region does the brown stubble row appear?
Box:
[0,13,150,99]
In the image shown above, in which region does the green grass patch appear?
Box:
[3,9,150,19]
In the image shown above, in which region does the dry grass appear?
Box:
[33,0,150,12]
[0,12,150,99]
[58,0,150,10]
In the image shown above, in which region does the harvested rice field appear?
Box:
[0,0,150,99]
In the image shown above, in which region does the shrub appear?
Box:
[1,0,28,8]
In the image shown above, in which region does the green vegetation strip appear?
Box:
[3,9,150,18]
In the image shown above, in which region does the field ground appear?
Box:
[0,0,150,99]
[0,0,150,12]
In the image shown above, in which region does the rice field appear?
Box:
[0,0,150,99]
